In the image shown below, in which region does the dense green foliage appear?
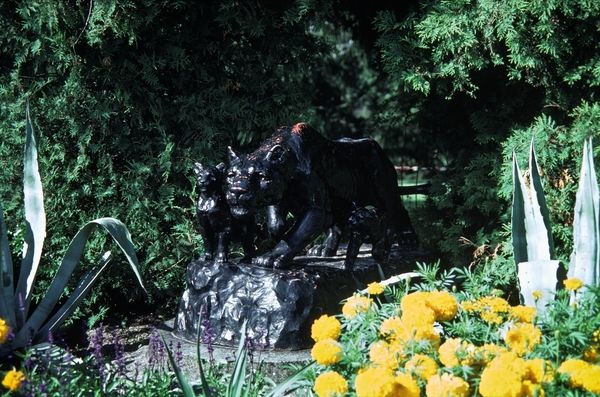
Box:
[0,0,372,318]
[375,0,600,264]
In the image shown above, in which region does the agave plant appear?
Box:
[512,138,600,310]
[512,140,560,311]
[0,104,145,353]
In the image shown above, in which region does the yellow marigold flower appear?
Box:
[479,353,527,397]
[510,305,536,324]
[460,300,476,312]
[2,368,25,392]
[0,318,10,344]
[480,311,504,324]
[355,367,395,397]
[479,343,508,365]
[532,290,542,301]
[521,380,544,397]
[311,315,341,342]
[558,359,592,388]
[342,295,372,319]
[426,291,459,322]
[504,323,542,355]
[405,353,438,380]
[582,370,600,394]
[380,316,403,339]
[481,296,511,312]
[400,321,440,346]
[311,339,343,366]
[438,338,462,367]
[392,372,420,397]
[425,373,470,397]
[401,305,435,327]
[370,340,398,370]
[523,358,546,384]
[401,291,430,314]
[563,277,584,291]
[314,371,348,397]
[367,282,385,295]
[592,329,600,344]
[583,346,598,363]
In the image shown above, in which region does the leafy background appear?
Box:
[0,0,598,323]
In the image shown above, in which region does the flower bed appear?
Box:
[308,275,600,397]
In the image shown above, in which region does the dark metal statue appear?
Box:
[225,122,414,269]
[194,162,255,263]
[343,206,393,272]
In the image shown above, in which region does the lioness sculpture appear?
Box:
[225,123,414,268]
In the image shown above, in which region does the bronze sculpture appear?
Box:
[224,122,415,268]
[193,162,255,263]
[178,123,417,349]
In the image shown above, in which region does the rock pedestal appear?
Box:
[175,250,391,349]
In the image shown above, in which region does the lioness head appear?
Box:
[225,145,287,218]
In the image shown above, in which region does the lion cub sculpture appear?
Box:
[194,162,255,263]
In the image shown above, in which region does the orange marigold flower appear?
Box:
[342,295,372,319]
[314,371,348,397]
[311,339,343,366]
[425,373,469,397]
[311,315,341,342]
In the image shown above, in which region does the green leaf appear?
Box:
[37,251,112,338]
[196,314,214,397]
[13,218,144,347]
[512,143,553,268]
[161,332,196,397]
[512,152,528,265]
[569,138,600,287]
[0,204,16,328]
[529,139,554,258]
[226,321,248,397]
[265,362,314,397]
[15,102,47,325]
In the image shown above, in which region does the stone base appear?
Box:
[175,246,425,349]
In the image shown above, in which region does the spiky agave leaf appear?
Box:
[569,138,600,288]
[13,218,145,347]
[0,205,15,327]
[14,102,46,326]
